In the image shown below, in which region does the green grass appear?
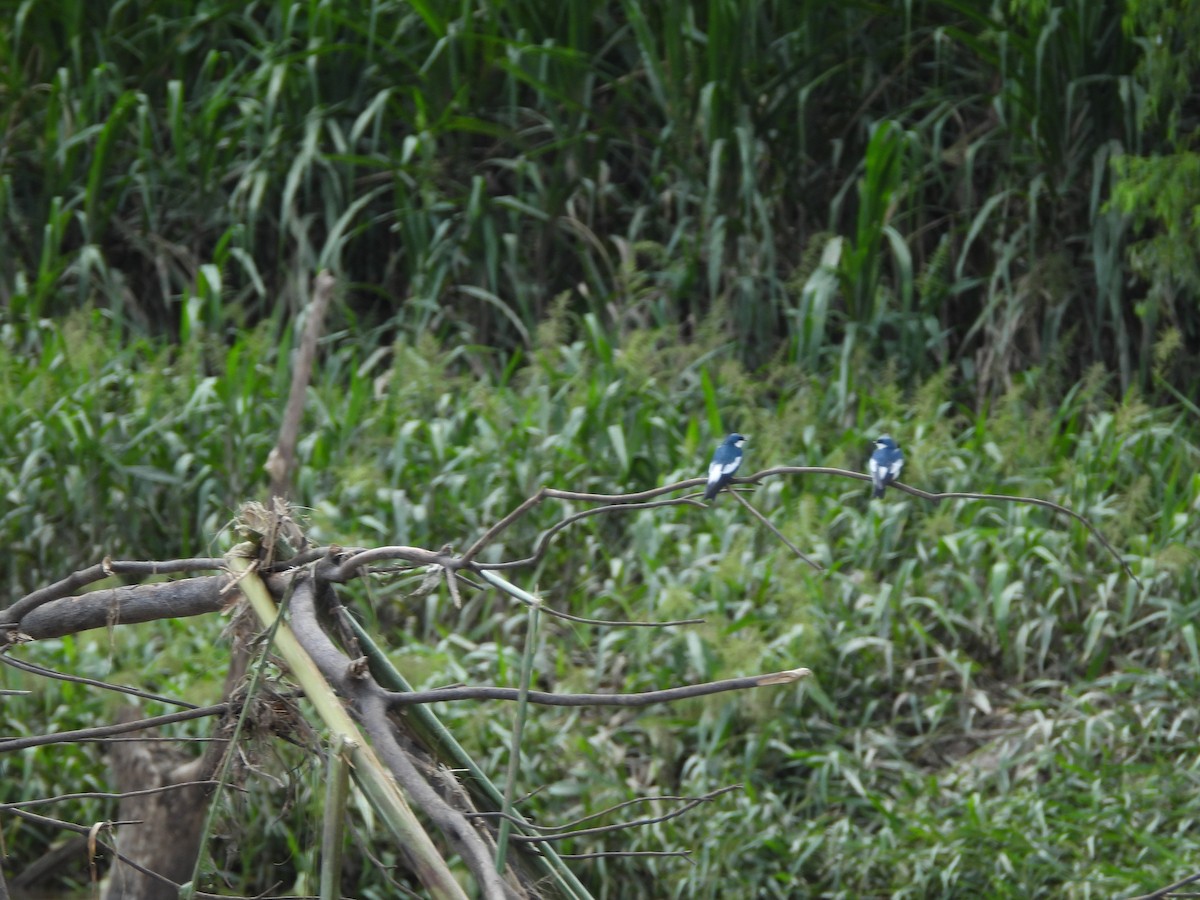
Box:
[3,0,1192,399]
[2,313,1199,896]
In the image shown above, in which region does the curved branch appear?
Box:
[383,667,812,708]
[284,573,516,899]
[323,545,459,582]
[478,497,706,571]
[464,466,1137,584]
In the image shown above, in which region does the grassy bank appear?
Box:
[1,312,1196,896]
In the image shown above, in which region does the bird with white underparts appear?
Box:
[703,433,747,501]
[868,435,904,498]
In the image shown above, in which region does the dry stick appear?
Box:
[383,667,812,708]
[460,489,549,564]
[727,491,823,571]
[2,807,178,895]
[902,487,1141,587]
[560,850,693,861]
[479,568,703,628]
[0,557,225,623]
[738,466,1138,585]
[506,786,739,832]
[266,269,335,501]
[324,545,458,581]
[0,703,229,753]
[1126,870,1200,900]
[1,782,225,811]
[471,785,742,837]
[478,497,707,571]
[0,654,199,709]
[2,808,288,900]
[510,791,734,843]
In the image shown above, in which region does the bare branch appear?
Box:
[464,466,1137,585]
[478,568,703,628]
[1126,870,1200,900]
[1,558,225,623]
[460,488,548,564]
[727,491,823,571]
[559,850,693,861]
[323,546,458,581]
[384,667,812,708]
[266,269,336,501]
[9,575,228,641]
[0,703,228,752]
[478,497,706,571]
[1,781,226,810]
[283,574,515,899]
[0,655,199,709]
[470,785,742,841]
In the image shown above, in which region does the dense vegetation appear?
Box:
[2,0,1200,897]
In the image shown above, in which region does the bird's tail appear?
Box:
[871,482,885,499]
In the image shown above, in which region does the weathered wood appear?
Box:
[17,577,226,640]
[102,709,215,900]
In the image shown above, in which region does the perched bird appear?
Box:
[868,435,904,498]
[704,433,747,501]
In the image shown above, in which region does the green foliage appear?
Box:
[1,0,1193,397]
[2,318,1199,896]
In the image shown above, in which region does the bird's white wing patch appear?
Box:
[708,462,725,484]
[889,458,904,478]
[869,458,882,477]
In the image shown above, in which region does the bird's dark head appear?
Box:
[874,435,897,450]
[726,433,747,448]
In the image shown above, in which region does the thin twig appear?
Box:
[0,703,229,752]
[323,545,458,581]
[469,785,742,837]
[384,667,812,708]
[0,654,199,709]
[1126,870,1200,900]
[460,489,548,564]
[478,497,706,571]
[727,491,823,571]
[1,781,227,810]
[478,569,703,628]
[465,466,1137,586]
[559,850,693,861]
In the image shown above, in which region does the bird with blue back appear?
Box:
[868,436,904,498]
[703,433,747,501]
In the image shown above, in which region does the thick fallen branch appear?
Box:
[6,575,228,641]
[0,558,225,625]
